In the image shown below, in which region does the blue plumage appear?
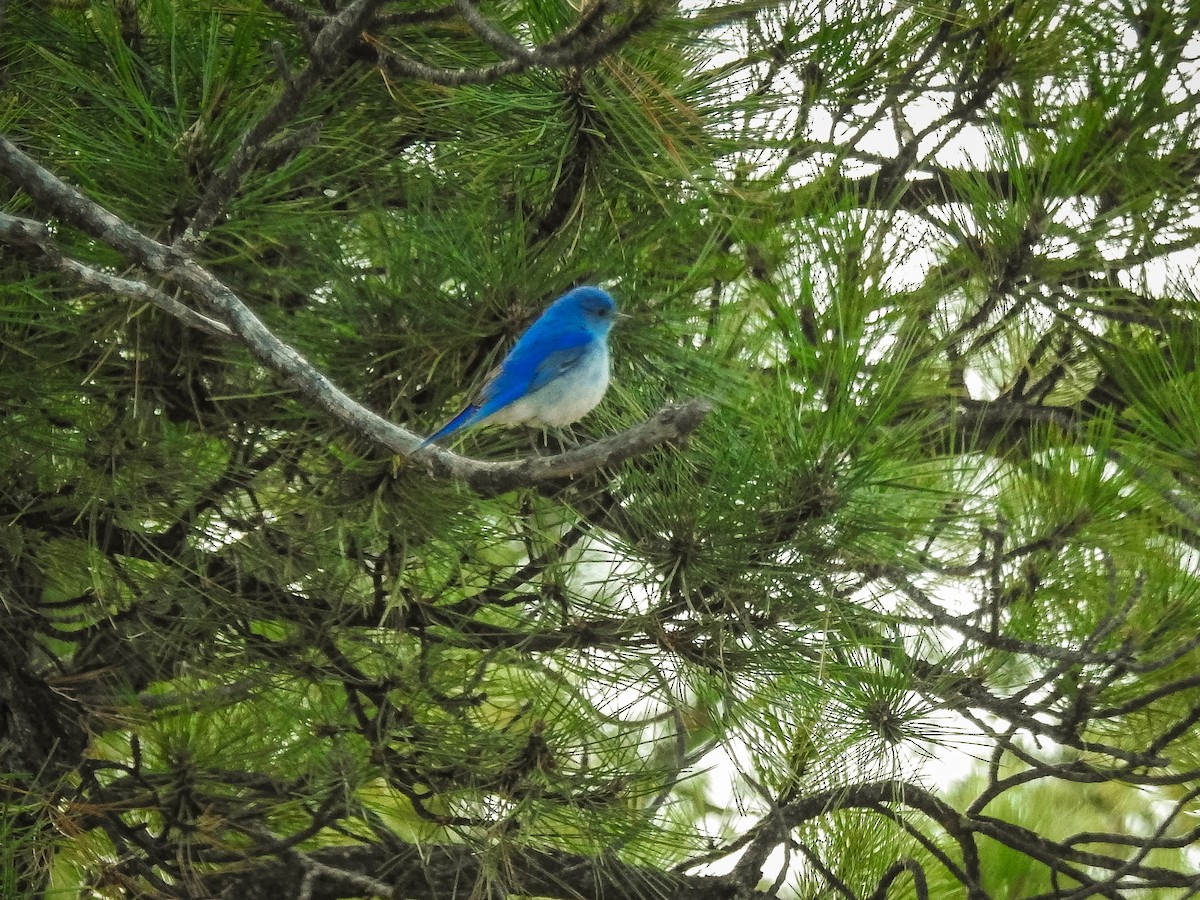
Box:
[420,286,619,447]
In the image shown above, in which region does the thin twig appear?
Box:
[0,212,231,335]
[374,2,659,88]
[176,0,383,251]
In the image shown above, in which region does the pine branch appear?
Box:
[372,0,662,87]
[177,0,385,249]
[0,136,711,491]
[202,843,758,900]
[0,212,231,335]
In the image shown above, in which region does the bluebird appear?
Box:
[420,286,620,448]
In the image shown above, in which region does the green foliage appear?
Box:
[3,0,1200,897]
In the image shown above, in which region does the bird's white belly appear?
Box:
[488,347,611,427]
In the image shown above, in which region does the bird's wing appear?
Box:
[525,338,596,394]
[420,326,594,446]
[481,328,593,404]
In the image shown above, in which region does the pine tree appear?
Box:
[2,0,1200,897]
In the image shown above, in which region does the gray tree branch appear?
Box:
[0,135,711,492]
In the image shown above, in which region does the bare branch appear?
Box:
[0,211,231,336]
[373,0,660,88]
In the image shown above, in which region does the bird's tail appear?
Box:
[417,405,480,450]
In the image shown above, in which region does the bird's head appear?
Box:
[553,286,620,336]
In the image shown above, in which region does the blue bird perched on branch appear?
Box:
[419,286,622,448]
